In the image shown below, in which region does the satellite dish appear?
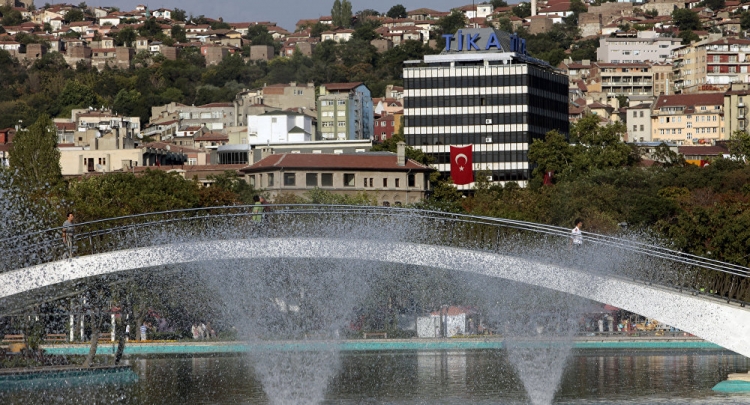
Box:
[95,130,102,138]
[137,132,143,139]
[95,164,105,172]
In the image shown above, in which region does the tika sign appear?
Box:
[441,28,526,55]
[450,145,474,185]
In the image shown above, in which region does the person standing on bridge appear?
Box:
[252,195,264,223]
[571,218,583,248]
[62,212,75,258]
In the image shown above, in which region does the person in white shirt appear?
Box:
[571,219,583,247]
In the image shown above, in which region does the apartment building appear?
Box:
[724,82,750,135]
[233,82,316,126]
[150,102,234,132]
[651,93,725,144]
[674,37,750,94]
[597,31,681,64]
[626,103,653,142]
[588,63,656,97]
[317,82,374,141]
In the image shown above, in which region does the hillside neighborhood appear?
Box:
[1,0,749,196]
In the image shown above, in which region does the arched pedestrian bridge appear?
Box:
[1,205,749,356]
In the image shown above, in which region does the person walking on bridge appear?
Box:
[252,195,264,223]
[62,212,75,258]
[570,218,583,248]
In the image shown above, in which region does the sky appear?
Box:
[88,0,505,32]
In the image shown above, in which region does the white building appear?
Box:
[247,110,313,145]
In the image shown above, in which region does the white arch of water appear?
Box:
[2,238,749,357]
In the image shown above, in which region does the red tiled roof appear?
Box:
[240,153,432,173]
[322,82,364,91]
[655,93,724,108]
[198,102,233,108]
[55,122,76,130]
[677,146,728,155]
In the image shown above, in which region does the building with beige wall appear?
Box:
[239,146,433,206]
[674,37,750,94]
[651,93,725,144]
[724,82,750,135]
[233,83,317,126]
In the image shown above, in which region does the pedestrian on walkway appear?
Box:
[62,212,75,258]
[570,218,583,248]
[252,195,264,223]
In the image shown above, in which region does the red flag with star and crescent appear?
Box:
[450,145,473,185]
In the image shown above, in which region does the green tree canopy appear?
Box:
[386,4,407,19]
[172,8,187,22]
[671,9,701,31]
[331,0,353,27]
[8,114,62,191]
[64,8,85,23]
[58,80,97,110]
[491,0,509,8]
[435,11,467,49]
[512,2,531,18]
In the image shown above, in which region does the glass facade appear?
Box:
[404,60,568,183]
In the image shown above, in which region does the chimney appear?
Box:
[531,0,537,16]
[397,141,406,166]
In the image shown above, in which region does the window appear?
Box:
[633,125,637,132]
[640,111,644,117]
[344,173,355,187]
[321,173,333,187]
[633,111,637,118]
[687,122,692,128]
[283,173,295,186]
[337,111,345,117]
[337,100,346,105]
[248,175,255,187]
[337,122,346,127]
[640,125,644,131]
[395,178,400,188]
[322,122,334,127]
[369,178,373,187]
[383,178,388,187]
[268,173,274,187]
[408,174,415,187]
[306,173,318,187]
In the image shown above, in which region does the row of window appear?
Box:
[407,132,530,146]
[322,122,347,127]
[404,75,529,90]
[407,113,527,127]
[249,172,417,188]
[430,151,529,165]
[405,94,529,109]
[320,100,347,106]
[657,127,720,135]
[659,115,720,124]
[321,111,346,117]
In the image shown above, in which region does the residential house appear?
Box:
[626,103,653,142]
[597,30,681,63]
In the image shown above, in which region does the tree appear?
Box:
[8,114,62,192]
[728,130,750,162]
[64,8,85,23]
[386,4,407,19]
[491,0,509,8]
[115,26,136,47]
[171,25,187,43]
[435,11,467,49]
[671,9,701,31]
[678,29,700,45]
[172,8,187,22]
[139,17,163,37]
[331,0,353,27]
[0,6,24,26]
[513,2,532,18]
[741,11,750,30]
[704,0,725,10]
[58,79,96,109]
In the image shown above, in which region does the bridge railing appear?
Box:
[1,205,748,305]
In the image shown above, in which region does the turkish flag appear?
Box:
[450,145,473,185]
